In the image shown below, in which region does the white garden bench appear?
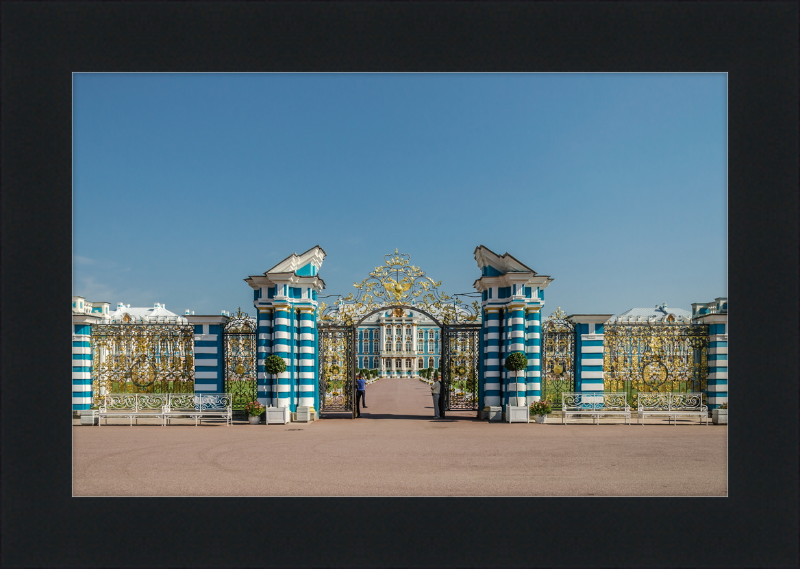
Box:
[637,392,709,425]
[96,393,170,426]
[561,392,632,425]
[162,393,232,426]
[95,393,232,426]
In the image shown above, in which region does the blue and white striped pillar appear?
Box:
[184,315,227,393]
[472,246,553,419]
[706,320,728,409]
[256,307,273,407]
[297,307,317,409]
[569,318,611,392]
[506,301,526,405]
[272,303,292,409]
[482,307,502,407]
[525,307,542,401]
[692,298,728,410]
[72,318,96,411]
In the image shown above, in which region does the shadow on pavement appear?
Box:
[320,413,481,421]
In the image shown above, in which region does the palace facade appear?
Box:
[356,308,442,377]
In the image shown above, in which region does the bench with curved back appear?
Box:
[95,393,232,426]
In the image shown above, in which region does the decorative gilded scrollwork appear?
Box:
[442,324,480,411]
[603,322,709,406]
[541,307,576,409]
[91,322,195,406]
[223,308,257,411]
[318,325,355,414]
[319,249,480,325]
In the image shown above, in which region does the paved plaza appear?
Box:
[73,378,727,497]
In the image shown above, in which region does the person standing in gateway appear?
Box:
[355,375,367,417]
[431,376,441,419]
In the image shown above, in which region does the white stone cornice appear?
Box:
[473,273,553,291]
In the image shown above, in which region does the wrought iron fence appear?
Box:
[223,308,257,411]
[541,308,576,410]
[91,322,195,406]
[318,324,356,416]
[603,322,709,407]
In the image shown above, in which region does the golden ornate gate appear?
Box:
[541,308,576,409]
[91,320,194,405]
[603,322,709,406]
[222,308,258,411]
[318,249,481,417]
[318,324,356,416]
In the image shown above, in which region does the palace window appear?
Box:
[395,359,401,369]
[428,357,434,368]
[405,342,412,352]
[373,341,379,353]
[385,342,391,351]
[418,357,423,368]
[405,359,412,368]
[395,341,402,351]
[428,341,434,352]
[418,331,424,340]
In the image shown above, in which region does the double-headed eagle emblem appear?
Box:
[382,277,412,302]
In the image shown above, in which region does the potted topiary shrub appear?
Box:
[712,402,728,424]
[530,399,553,423]
[264,355,289,423]
[244,400,265,424]
[264,354,287,407]
[504,352,529,422]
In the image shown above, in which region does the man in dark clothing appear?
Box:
[356,375,367,417]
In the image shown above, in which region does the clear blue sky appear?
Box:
[73,73,727,318]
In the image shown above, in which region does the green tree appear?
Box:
[504,351,528,406]
[264,355,287,407]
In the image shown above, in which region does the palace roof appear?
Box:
[104,303,186,323]
[612,303,691,323]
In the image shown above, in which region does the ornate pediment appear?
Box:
[319,249,480,325]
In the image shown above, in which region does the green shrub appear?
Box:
[264,355,287,376]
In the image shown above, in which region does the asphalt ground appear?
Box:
[73,377,727,496]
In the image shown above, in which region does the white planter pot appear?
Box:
[506,405,530,423]
[248,415,262,425]
[533,414,548,424]
[712,409,728,425]
[296,406,313,422]
[266,406,290,424]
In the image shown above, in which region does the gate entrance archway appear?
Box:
[317,249,481,418]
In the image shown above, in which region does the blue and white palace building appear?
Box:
[73,246,728,416]
[356,310,441,378]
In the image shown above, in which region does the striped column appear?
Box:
[706,321,728,409]
[272,305,292,409]
[577,323,604,391]
[525,308,542,401]
[297,308,316,409]
[184,316,227,393]
[507,303,526,405]
[478,318,486,409]
[72,322,93,411]
[483,308,501,406]
[256,308,273,407]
